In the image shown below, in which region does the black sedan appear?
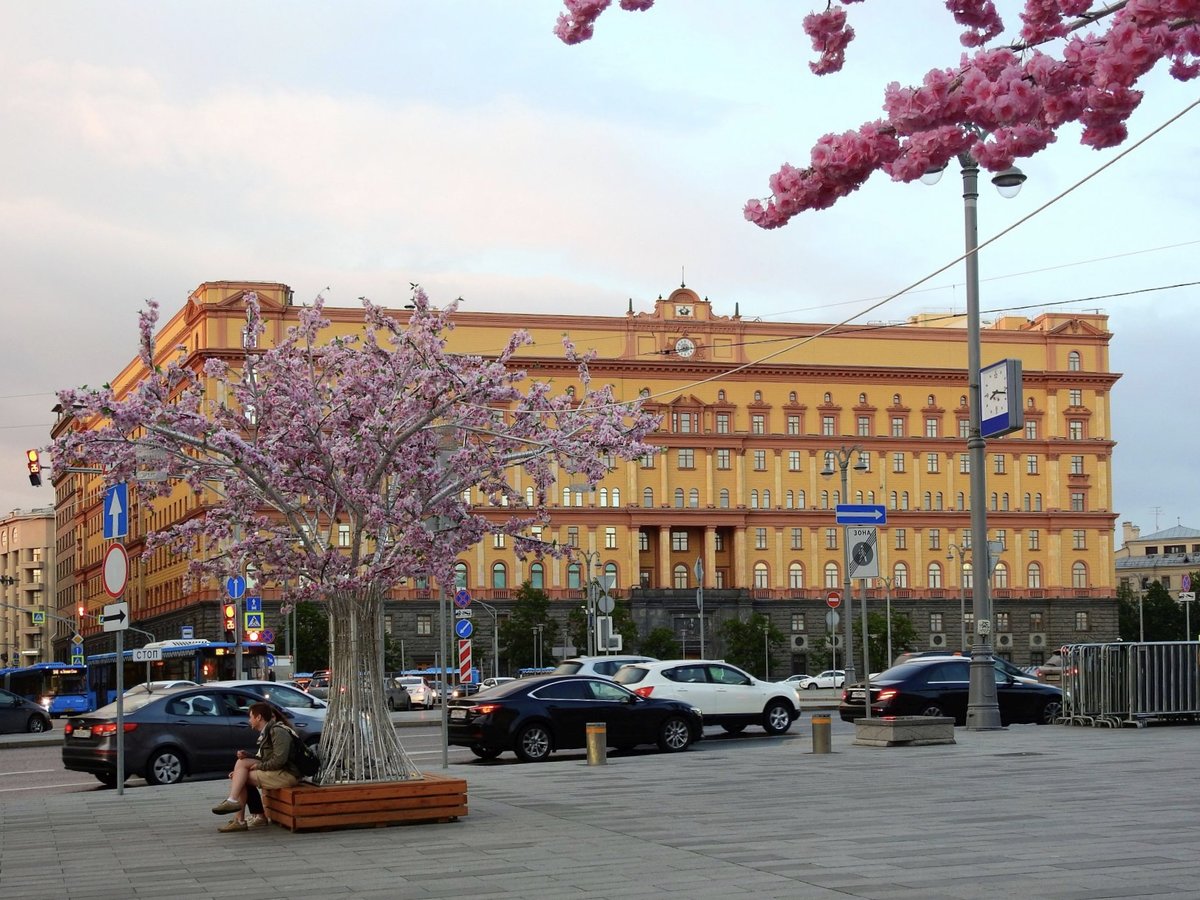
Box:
[62,686,297,787]
[839,657,1064,726]
[447,675,704,762]
[0,687,52,734]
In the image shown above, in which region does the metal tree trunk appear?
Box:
[318,586,421,783]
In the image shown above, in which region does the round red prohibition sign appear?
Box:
[102,544,130,598]
[825,590,842,609]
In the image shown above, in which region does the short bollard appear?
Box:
[812,714,832,754]
[586,721,607,766]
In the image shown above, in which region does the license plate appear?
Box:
[74,728,91,739]
[450,708,467,720]
[849,691,865,701]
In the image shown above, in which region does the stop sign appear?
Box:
[826,590,842,609]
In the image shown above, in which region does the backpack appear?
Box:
[281,724,321,778]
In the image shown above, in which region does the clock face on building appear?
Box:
[674,337,697,358]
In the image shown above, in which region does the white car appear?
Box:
[479,676,515,690]
[551,656,658,679]
[205,679,327,744]
[797,670,846,690]
[613,660,799,735]
[122,680,198,697]
[395,676,434,708]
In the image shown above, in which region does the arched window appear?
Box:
[867,490,875,504]
[1023,493,1032,512]
[454,562,468,589]
[612,488,621,506]
[1035,493,1043,511]
[963,563,974,589]
[750,490,760,509]
[762,489,771,508]
[674,488,685,508]
[923,492,932,510]
[893,393,901,405]
[689,488,700,508]
[797,490,806,509]
[889,491,898,510]
[643,487,654,507]
[956,492,965,510]
[789,391,797,402]
[901,491,909,510]
[823,392,832,403]
[855,490,863,504]
[788,562,805,589]
[993,562,1009,588]
[859,392,867,404]
[1027,562,1042,589]
[833,490,841,506]
[824,562,840,588]
[1072,561,1088,588]
[604,562,618,588]
[567,563,582,589]
[1068,350,1081,371]
[893,562,908,588]
[717,389,726,401]
[786,490,794,509]
[491,562,507,589]
[525,487,535,506]
[639,387,651,398]
[959,395,967,407]
[561,487,571,506]
[1002,493,1010,511]
[935,492,944,510]
[754,390,763,402]
[990,492,998,511]
[673,564,689,588]
[719,488,730,508]
[821,490,829,508]
[928,562,943,588]
[754,562,770,589]
[599,487,609,507]
[529,562,544,590]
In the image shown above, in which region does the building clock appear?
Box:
[673,337,697,358]
[980,358,1023,438]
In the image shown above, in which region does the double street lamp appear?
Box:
[821,446,869,687]
[947,543,971,653]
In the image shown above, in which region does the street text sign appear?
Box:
[847,526,880,579]
[132,648,163,662]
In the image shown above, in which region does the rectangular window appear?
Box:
[791,528,803,550]
[926,453,939,474]
[1027,455,1039,475]
[338,524,350,547]
[678,448,695,469]
[857,416,871,437]
[825,528,838,550]
[929,528,941,550]
[791,613,806,632]
[959,454,970,474]
[995,612,1010,631]
[638,532,649,552]
[716,448,731,470]
[567,526,579,547]
[822,415,835,436]
[493,533,505,549]
[787,450,801,472]
[993,454,1005,474]
[1069,388,1083,406]
[787,414,800,435]
[857,451,870,472]
[894,528,907,550]
[1075,611,1089,631]
[751,414,766,435]
[1028,530,1040,550]
[714,532,724,551]
[995,529,1007,550]
[1069,420,1084,440]
[925,417,938,438]
[755,528,768,550]
[1030,612,1044,631]
[671,530,688,551]
[891,417,904,437]
[640,452,655,469]
[1070,455,1084,475]
[959,419,970,438]
[892,452,905,473]
[1073,529,1086,550]
[1070,492,1086,512]
[753,450,767,471]
[1025,419,1038,439]
[416,614,432,636]
[604,527,617,550]
[930,612,943,632]
[716,413,730,434]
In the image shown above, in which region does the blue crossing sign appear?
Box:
[244,612,264,630]
[835,504,887,525]
[103,483,129,539]
[455,618,474,639]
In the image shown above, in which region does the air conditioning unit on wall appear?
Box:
[930,633,947,648]
[1030,632,1047,648]
[996,633,1013,649]
[830,635,844,648]
[790,634,809,652]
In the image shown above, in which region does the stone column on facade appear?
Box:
[704,526,716,590]
[733,526,747,589]
[658,525,672,588]
[735,449,745,508]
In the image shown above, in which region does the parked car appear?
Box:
[782,674,810,684]
[796,670,846,690]
[203,679,326,740]
[613,660,800,735]
[61,686,295,786]
[838,656,1064,725]
[122,680,199,696]
[395,676,434,709]
[428,681,449,705]
[0,687,53,734]
[446,674,703,762]
[551,655,658,679]
[306,673,332,700]
[480,676,515,690]
[450,682,481,700]
[383,677,413,711]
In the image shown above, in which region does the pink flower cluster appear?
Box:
[803,6,857,75]
[554,0,654,45]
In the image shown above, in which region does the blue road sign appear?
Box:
[226,576,246,599]
[266,653,276,667]
[262,629,274,644]
[454,589,472,609]
[103,483,129,539]
[245,596,262,613]
[455,618,474,639]
[835,504,887,525]
[244,612,264,630]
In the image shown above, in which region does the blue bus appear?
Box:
[87,639,270,706]
[0,661,94,716]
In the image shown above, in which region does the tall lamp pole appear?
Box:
[821,446,868,688]
[947,543,969,653]
[476,599,500,679]
[877,575,895,669]
[923,150,1025,729]
[694,556,705,659]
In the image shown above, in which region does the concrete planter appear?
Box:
[853,716,956,747]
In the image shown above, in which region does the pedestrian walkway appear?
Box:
[3,721,1198,899]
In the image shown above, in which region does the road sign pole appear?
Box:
[235,597,243,678]
[116,624,124,796]
[859,578,871,720]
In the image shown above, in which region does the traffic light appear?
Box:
[26,449,42,487]
[78,605,85,618]
[246,630,261,643]
[223,603,237,642]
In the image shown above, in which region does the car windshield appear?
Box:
[92,691,173,717]
[550,662,583,675]
[612,667,647,685]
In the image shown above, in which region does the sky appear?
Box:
[1,2,1196,543]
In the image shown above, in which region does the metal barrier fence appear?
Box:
[1061,642,1200,727]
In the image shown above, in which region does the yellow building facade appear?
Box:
[53,280,1119,669]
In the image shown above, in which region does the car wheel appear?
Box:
[387,697,396,711]
[805,682,818,690]
[721,724,746,735]
[657,715,692,752]
[920,703,947,718]
[763,701,794,735]
[469,745,503,760]
[1040,699,1062,725]
[94,772,119,788]
[27,715,49,733]
[145,748,186,785]
[514,723,552,762]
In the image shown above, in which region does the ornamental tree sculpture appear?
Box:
[52,289,657,784]
[556,0,1199,227]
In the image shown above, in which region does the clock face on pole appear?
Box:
[674,337,697,358]
[980,359,1023,438]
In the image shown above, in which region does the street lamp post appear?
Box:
[922,150,1025,729]
[947,543,969,653]
[821,447,868,688]
[762,621,770,680]
[877,575,895,668]
[694,556,705,658]
[476,599,500,679]
[579,549,601,657]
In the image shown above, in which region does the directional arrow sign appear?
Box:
[455,618,474,639]
[103,484,129,539]
[835,504,887,525]
[102,601,129,632]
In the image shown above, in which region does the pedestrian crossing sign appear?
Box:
[244,612,264,630]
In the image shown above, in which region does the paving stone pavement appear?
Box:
[3,721,1200,899]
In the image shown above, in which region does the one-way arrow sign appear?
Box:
[102,601,129,633]
[835,504,887,525]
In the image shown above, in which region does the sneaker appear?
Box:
[245,814,269,829]
[217,818,247,833]
[211,799,243,815]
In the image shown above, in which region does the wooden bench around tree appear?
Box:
[263,773,468,832]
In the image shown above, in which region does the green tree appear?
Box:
[383,634,405,673]
[499,581,559,670]
[277,601,329,673]
[1118,579,1187,642]
[853,610,918,673]
[717,613,786,679]
[639,626,679,660]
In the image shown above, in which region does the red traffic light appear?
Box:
[246,630,261,643]
[26,449,42,487]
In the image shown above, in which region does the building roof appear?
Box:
[1135,525,1200,542]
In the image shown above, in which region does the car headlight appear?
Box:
[40,695,52,709]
